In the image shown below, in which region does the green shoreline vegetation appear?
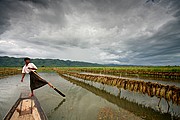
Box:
[57,66,180,80]
[57,66,180,72]
[1,65,180,81]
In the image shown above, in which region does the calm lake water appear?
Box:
[0,72,180,120]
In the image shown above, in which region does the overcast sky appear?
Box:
[0,0,180,65]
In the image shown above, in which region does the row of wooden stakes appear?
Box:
[55,70,180,105]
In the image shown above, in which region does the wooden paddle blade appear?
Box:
[54,88,66,97]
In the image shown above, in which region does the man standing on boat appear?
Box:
[20,57,65,98]
[21,57,38,96]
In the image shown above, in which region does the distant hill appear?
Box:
[0,56,104,67]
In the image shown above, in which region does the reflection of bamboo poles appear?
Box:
[55,70,180,105]
[59,73,175,120]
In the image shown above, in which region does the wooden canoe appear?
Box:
[3,93,48,120]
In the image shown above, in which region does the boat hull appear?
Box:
[3,93,47,120]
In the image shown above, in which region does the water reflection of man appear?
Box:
[21,57,37,97]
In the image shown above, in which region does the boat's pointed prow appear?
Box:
[3,93,47,120]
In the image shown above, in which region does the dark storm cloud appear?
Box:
[0,0,180,65]
[0,0,65,35]
[121,13,180,65]
[19,0,50,7]
[0,0,33,34]
[96,0,180,65]
[0,0,14,34]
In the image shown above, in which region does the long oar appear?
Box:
[47,82,66,97]
[33,71,66,97]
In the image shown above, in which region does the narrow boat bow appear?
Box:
[4,93,47,120]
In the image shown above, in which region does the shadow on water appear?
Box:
[47,99,66,117]
[60,74,180,120]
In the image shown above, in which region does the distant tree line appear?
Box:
[0,56,103,67]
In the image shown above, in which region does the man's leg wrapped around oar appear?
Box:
[29,71,65,97]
